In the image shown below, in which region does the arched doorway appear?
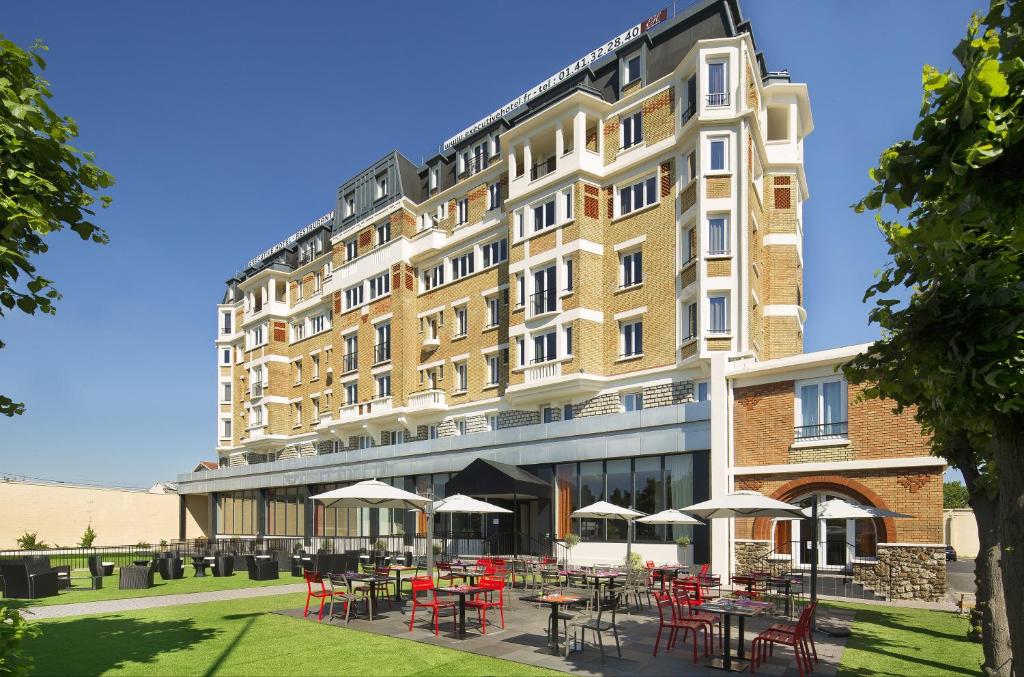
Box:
[770,491,879,571]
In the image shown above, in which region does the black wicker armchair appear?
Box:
[157,557,185,580]
[244,555,280,581]
[211,555,234,577]
[0,559,60,599]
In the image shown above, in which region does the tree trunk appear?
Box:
[966,480,1012,675]
[991,414,1024,676]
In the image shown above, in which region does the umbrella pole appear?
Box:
[426,503,435,578]
[626,518,632,566]
[513,492,518,557]
[810,495,819,630]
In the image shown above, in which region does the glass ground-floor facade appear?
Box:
[210,449,711,563]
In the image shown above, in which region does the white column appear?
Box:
[709,352,731,581]
[554,125,564,159]
[523,141,533,180]
[508,147,518,180]
[268,278,277,305]
[573,111,586,155]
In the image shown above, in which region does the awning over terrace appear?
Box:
[445,458,550,500]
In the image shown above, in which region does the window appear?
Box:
[488,414,499,431]
[532,266,556,315]
[563,404,575,420]
[622,392,644,411]
[437,201,449,220]
[384,429,405,445]
[563,188,573,220]
[221,311,232,334]
[488,182,502,210]
[451,252,475,280]
[707,61,728,106]
[482,239,507,267]
[516,275,525,307]
[486,296,500,327]
[621,111,643,149]
[685,225,696,262]
[685,151,697,183]
[313,271,322,293]
[293,359,303,385]
[708,216,729,255]
[221,419,232,439]
[621,320,643,357]
[375,172,388,199]
[311,353,320,380]
[311,396,320,419]
[250,324,265,348]
[516,337,525,367]
[375,322,391,362]
[533,199,556,232]
[422,264,445,291]
[709,138,727,171]
[797,380,848,439]
[310,313,328,334]
[697,381,710,402]
[292,401,302,426]
[683,74,697,123]
[621,250,643,287]
[343,334,358,372]
[377,373,391,398]
[376,221,391,246]
[533,331,556,363]
[221,382,232,403]
[564,325,574,355]
[344,192,355,217]
[429,167,438,190]
[428,425,439,440]
[454,306,468,337]
[344,284,364,310]
[455,363,468,392]
[357,435,373,449]
[491,134,501,157]
[250,405,264,426]
[368,272,390,300]
[564,258,574,291]
[221,348,231,365]
[251,366,265,388]
[515,209,524,238]
[487,355,500,385]
[345,381,358,405]
[625,54,641,84]
[345,238,358,262]
[457,197,469,225]
[542,406,557,423]
[709,295,729,333]
[618,176,658,216]
[685,302,698,340]
[456,419,467,435]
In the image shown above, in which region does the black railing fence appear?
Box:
[794,421,848,441]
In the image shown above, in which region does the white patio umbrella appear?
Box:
[571,501,645,563]
[636,508,703,524]
[430,494,511,559]
[681,490,805,520]
[796,496,913,632]
[309,479,434,571]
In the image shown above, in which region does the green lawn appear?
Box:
[833,601,983,677]
[3,566,296,608]
[23,593,562,676]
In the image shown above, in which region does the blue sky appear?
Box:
[0,0,980,487]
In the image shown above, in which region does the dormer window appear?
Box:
[625,54,641,84]
[344,192,355,217]
[375,172,388,199]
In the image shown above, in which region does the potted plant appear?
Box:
[675,535,692,566]
[563,533,580,568]
[626,550,644,572]
[432,543,442,557]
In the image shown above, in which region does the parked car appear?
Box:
[946,545,957,561]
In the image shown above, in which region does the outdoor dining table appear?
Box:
[562,569,622,604]
[437,585,486,638]
[653,564,689,591]
[521,593,585,655]
[388,565,417,602]
[698,597,771,672]
[346,574,391,621]
[450,564,488,585]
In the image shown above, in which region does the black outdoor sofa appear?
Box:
[157,556,185,580]
[1,558,61,599]
[244,555,279,581]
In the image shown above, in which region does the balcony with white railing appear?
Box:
[339,396,393,423]
[408,389,447,412]
[249,381,266,399]
[525,360,561,383]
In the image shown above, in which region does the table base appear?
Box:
[706,656,751,672]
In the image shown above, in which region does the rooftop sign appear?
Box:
[247,210,335,269]
[440,8,668,152]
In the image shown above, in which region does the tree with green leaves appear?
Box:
[843,1,1022,672]
[0,36,114,416]
[78,523,96,547]
[944,480,971,509]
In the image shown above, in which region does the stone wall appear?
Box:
[853,544,947,602]
[734,539,771,575]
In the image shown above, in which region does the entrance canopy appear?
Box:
[445,458,550,499]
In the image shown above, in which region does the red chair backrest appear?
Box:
[491,558,506,566]
[795,602,816,634]
[541,556,556,565]
[645,560,656,569]
[437,562,451,572]
[654,592,678,623]
[699,563,710,576]
[303,570,324,593]
[374,567,390,577]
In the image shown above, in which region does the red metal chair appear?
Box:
[436,562,464,586]
[540,556,557,565]
[303,571,341,621]
[751,602,817,676]
[652,592,707,663]
[409,577,457,636]
[672,579,722,649]
[466,575,505,634]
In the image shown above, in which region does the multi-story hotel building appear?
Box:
[178,0,946,600]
